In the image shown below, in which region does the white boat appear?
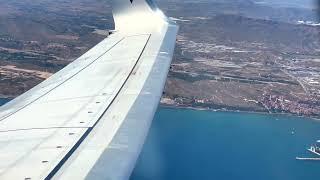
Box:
[308,144,320,156]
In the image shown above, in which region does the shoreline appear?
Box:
[1,96,318,121]
[159,103,320,121]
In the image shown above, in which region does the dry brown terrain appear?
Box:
[0,0,111,97]
[159,0,320,117]
[0,0,319,118]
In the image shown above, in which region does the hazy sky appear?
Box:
[253,0,317,9]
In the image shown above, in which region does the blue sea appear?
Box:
[131,107,320,180]
[0,98,10,106]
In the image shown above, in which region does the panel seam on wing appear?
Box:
[0,37,125,122]
[44,34,152,179]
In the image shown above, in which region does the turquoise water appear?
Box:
[131,107,320,180]
[0,98,10,106]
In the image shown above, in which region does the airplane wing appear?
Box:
[0,0,178,179]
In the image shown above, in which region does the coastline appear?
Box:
[159,103,320,121]
[0,96,318,121]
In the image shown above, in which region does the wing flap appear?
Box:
[54,24,178,179]
[0,34,150,131]
[0,34,151,179]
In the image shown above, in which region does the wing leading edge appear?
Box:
[0,0,178,179]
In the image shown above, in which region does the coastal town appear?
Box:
[159,0,320,118]
[0,0,319,119]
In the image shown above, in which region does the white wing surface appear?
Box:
[0,0,178,179]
